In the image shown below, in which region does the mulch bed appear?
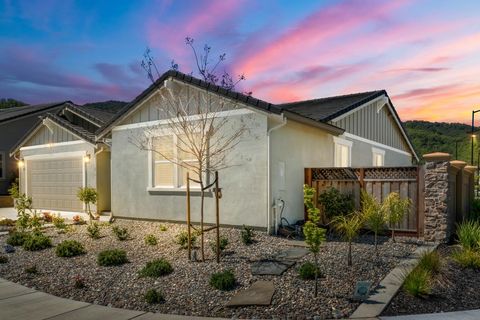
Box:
[382,244,480,316]
[0,220,418,319]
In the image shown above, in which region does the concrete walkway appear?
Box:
[380,309,480,320]
[0,278,225,320]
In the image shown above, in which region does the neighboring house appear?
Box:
[11,70,418,232]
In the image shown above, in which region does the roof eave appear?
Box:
[283,110,345,135]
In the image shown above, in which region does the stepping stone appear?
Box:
[226,281,275,307]
[273,247,310,261]
[251,259,295,275]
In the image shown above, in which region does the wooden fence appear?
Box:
[304,166,424,236]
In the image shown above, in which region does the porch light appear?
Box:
[472,134,477,138]
[18,160,24,168]
[47,143,53,148]
[83,154,91,163]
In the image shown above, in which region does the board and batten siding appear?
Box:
[331,100,409,152]
[24,123,78,146]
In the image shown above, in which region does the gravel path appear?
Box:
[0,220,418,319]
[382,245,480,317]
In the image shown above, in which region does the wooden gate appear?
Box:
[305,166,424,236]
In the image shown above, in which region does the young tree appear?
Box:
[77,187,98,220]
[383,192,411,242]
[303,185,326,297]
[332,212,364,266]
[361,190,385,254]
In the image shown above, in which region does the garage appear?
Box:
[26,157,84,211]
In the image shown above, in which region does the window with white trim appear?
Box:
[0,152,4,179]
[333,137,352,167]
[372,147,385,167]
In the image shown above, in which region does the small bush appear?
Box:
[318,187,355,220]
[298,262,322,280]
[0,218,15,226]
[210,270,236,291]
[72,215,85,225]
[403,267,431,297]
[42,212,53,223]
[210,236,229,255]
[456,221,480,250]
[139,258,173,277]
[56,240,86,257]
[6,231,28,246]
[73,275,86,289]
[97,249,128,266]
[112,225,129,241]
[145,234,158,246]
[87,222,101,239]
[0,256,8,264]
[52,215,66,231]
[241,225,254,245]
[22,233,52,251]
[145,289,164,304]
[175,230,196,249]
[453,249,480,269]
[25,265,38,274]
[418,250,441,274]
[159,224,168,232]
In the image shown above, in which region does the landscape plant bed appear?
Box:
[382,244,480,316]
[0,220,418,319]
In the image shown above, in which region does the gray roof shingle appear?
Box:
[0,101,69,123]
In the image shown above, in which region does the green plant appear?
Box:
[139,259,173,277]
[298,262,322,280]
[87,222,101,239]
[159,224,168,231]
[383,192,411,242]
[28,211,43,232]
[6,231,28,246]
[303,185,327,296]
[318,187,355,221]
[452,249,480,269]
[241,225,254,245]
[15,194,33,231]
[97,249,128,266]
[42,212,53,223]
[56,240,86,257]
[7,178,20,199]
[456,220,480,251]
[145,234,158,245]
[52,214,67,231]
[403,267,431,297]
[22,233,52,251]
[25,265,38,274]
[175,230,196,249]
[361,191,385,254]
[0,218,15,226]
[72,215,85,225]
[77,187,98,220]
[418,250,441,274]
[210,236,229,255]
[332,212,363,267]
[210,270,235,291]
[145,289,164,304]
[112,225,129,241]
[0,256,8,264]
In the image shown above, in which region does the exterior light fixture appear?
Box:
[472,134,477,138]
[47,142,53,148]
[18,160,24,168]
[83,154,91,163]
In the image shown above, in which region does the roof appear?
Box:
[0,101,69,123]
[64,101,126,127]
[45,113,96,143]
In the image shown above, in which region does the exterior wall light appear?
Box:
[47,143,53,148]
[83,154,91,163]
[18,160,24,168]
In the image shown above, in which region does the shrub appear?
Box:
[383,192,411,242]
[22,233,52,251]
[241,225,254,245]
[210,270,235,291]
[87,222,101,239]
[8,178,20,199]
[175,230,196,249]
[145,289,164,304]
[318,187,355,221]
[29,211,43,232]
[72,215,85,225]
[25,265,38,274]
[145,234,158,246]
[56,240,86,257]
[210,236,229,255]
[77,187,97,220]
[6,231,28,246]
[73,275,86,289]
[298,262,322,280]
[139,259,173,277]
[452,249,480,269]
[0,256,8,264]
[159,224,168,232]
[112,226,129,241]
[97,249,128,266]
[456,220,480,251]
[418,250,441,274]
[42,212,53,223]
[0,218,15,226]
[403,267,431,297]
[52,215,67,231]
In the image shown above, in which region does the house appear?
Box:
[11,70,418,232]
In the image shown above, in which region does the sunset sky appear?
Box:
[0,0,479,123]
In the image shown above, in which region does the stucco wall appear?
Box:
[111,110,269,227]
[347,136,413,167]
[96,150,111,212]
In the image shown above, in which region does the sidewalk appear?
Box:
[380,309,480,320]
[0,278,225,320]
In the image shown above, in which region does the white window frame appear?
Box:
[333,136,352,167]
[372,147,385,167]
[0,151,5,180]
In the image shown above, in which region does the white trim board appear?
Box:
[23,151,86,161]
[20,140,85,151]
[63,107,102,127]
[343,132,412,156]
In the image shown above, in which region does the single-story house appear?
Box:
[11,70,418,232]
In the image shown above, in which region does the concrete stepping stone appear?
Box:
[273,247,310,261]
[251,259,295,275]
[226,281,275,307]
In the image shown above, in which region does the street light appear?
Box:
[471,109,480,165]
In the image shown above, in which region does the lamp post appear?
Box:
[471,109,480,165]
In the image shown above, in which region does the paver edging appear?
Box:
[350,243,439,319]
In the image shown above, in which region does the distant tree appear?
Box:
[0,98,27,109]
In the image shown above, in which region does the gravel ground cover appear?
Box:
[382,245,480,317]
[0,220,418,319]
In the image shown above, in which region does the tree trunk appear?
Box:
[348,240,352,266]
[392,229,396,243]
[314,253,318,297]
[374,232,378,256]
[200,182,205,262]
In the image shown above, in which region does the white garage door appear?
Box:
[27,157,84,211]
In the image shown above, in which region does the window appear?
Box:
[0,152,4,179]
[333,137,352,167]
[152,135,200,189]
[372,147,385,167]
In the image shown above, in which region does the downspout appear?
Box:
[267,114,287,234]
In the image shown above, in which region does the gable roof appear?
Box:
[0,101,69,124]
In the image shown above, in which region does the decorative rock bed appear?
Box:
[0,220,419,319]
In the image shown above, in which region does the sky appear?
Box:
[0,0,479,124]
